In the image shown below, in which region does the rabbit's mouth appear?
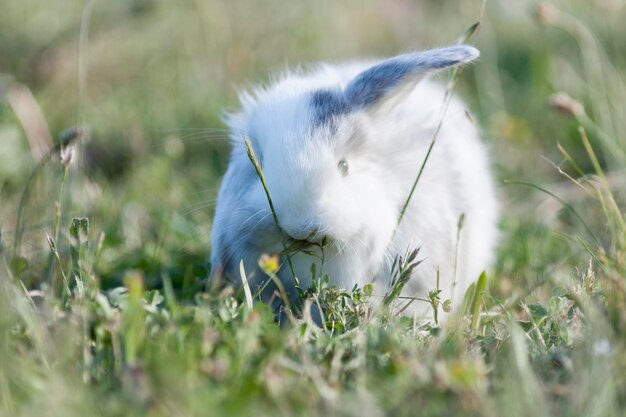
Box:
[281,234,329,257]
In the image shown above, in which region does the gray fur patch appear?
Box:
[309,46,478,130]
[310,89,351,127]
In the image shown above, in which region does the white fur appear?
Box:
[210,47,498,319]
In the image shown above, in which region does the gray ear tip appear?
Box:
[423,44,480,67]
[457,45,480,62]
[344,44,481,108]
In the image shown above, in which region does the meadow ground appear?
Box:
[1,1,626,416]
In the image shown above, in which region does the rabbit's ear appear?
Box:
[345,45,479,110]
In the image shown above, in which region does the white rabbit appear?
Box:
[210,45,498,319]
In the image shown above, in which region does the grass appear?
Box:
[1,0,626,416]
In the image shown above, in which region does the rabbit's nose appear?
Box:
[284,222,322,243]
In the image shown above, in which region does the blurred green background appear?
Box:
[1,0,624,293]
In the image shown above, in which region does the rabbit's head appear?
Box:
[213,45,480,289]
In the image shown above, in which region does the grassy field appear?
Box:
[1,0,626,416]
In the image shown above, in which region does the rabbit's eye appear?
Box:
[337,159,349,176]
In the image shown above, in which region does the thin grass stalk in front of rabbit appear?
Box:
[450,213,465,306]
[395,14,482,229]
[395,66,462,229]
[244,137,302,301]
